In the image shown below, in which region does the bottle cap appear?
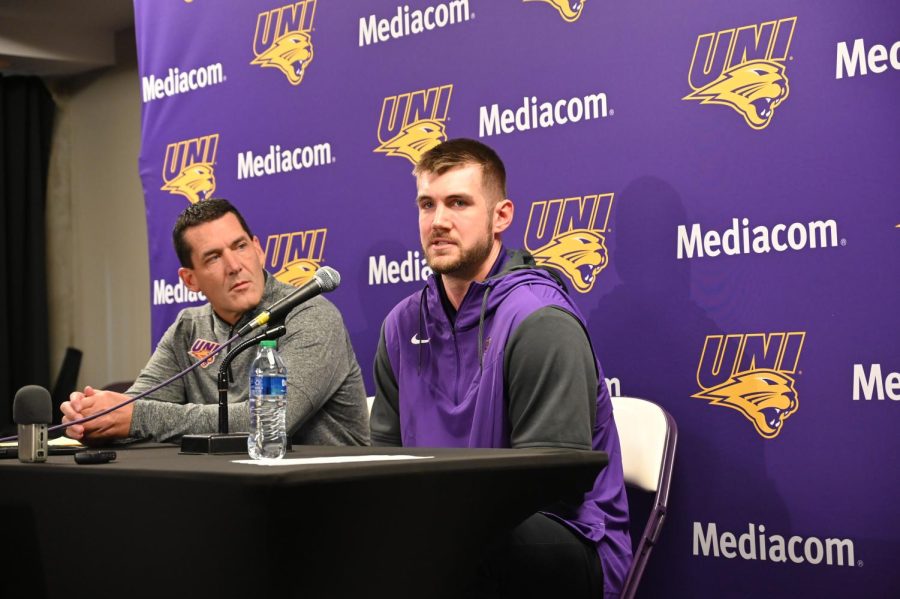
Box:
[260,340,277,348]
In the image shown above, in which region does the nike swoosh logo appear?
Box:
[410,334,430,345]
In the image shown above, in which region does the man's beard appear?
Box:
[424,226,494,280]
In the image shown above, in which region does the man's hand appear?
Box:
[61,386,134,445]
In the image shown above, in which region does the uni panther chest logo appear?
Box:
[252,0,317,86]
[524,0,587,22]
[375,84,452,165]
[683,17,796,130]
[161,134,219,204]
[263,228,327,287]
[693,332,805,438]
[524,194,613,293]
[189,338,221,368]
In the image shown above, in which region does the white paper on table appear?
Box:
[233,454,434,466]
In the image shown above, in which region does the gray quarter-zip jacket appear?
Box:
[127,273,370,445]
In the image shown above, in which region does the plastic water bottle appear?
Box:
[248,340,287,460]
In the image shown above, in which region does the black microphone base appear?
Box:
[180,432,249,455]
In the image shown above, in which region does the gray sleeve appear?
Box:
[269,298,365,436]
[128,320,232,441]
[128,321,195,441]
[370,325,402,446]
[504,306,596,450]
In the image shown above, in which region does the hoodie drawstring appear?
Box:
[477,285,492,371]
[417,287,427,374]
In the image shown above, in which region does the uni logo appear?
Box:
[251,0,317,86]
[524,0,586,23]
[189,338,221,368]
[161,134,219,204]
[693,332,805,439]
[524,193,613,293]
[683,17,796,130]
[264,228,327,287]
[375,84,452,165]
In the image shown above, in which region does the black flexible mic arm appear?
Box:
[216,325,286,434]
[0,332,243,444]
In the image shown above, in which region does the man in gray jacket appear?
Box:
[61,199,369,446]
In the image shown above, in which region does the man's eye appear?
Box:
[453,200,467,207]
[420,201,433,210]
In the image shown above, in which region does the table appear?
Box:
[0,444,607,599]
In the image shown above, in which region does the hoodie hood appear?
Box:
[424,248,567,331]
[418,248,569,368]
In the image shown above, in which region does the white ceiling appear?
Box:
[0,0,135,76]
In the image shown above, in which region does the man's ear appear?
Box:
[178,267,200,292]
[493,199,514,234]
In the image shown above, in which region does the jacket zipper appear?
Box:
[451,324,461,405]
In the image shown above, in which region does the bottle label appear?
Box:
[250,375,286,396]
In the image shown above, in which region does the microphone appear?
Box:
[237,266,341,336]
[13,385,52,463]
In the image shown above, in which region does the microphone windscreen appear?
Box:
[13,385,53,425]
[315,266,341,291]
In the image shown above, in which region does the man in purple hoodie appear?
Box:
[371,139,631,599]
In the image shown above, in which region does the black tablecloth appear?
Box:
[1,444,607,599]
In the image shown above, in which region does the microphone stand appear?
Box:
[180,324,287,455]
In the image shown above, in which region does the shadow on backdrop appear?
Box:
[587,176,791,598]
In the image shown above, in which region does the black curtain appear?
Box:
[0,76,55,435]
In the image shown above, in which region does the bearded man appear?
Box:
[370,139,631,598]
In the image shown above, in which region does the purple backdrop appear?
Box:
[135,1,899,596]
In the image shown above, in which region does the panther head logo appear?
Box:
[251,31,314,85]
[532,229,608,293]
[525,0,586,22]
[684,60,789,130]
[693,369,799,438]
[161,163,216,204]
[375,119,447,165]
[274,258,319,287]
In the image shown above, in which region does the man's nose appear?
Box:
[432,204,449,229]
[223,250,242,273]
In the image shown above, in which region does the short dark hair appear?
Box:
[172,198,254,268]
[414,138,507,203]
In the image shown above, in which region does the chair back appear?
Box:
[611,395,677,599]
[51,347,83,425]
[104,381,135,394]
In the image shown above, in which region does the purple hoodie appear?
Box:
[373,250,632,597]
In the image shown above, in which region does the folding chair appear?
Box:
[50,347,83,425]
[103,381,135,393]
[611,396,678,599]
